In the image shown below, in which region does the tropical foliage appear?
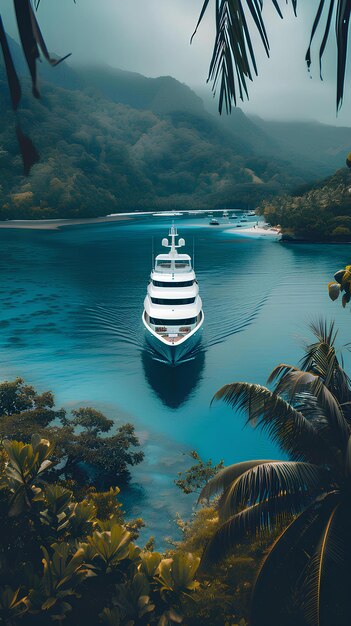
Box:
[328,264,351,308]
[174,450,224,499]
[0,379,269,624]
[260,167,351,241]
[0,433,203,626]
[0,432,261,626]
[0,377,143,488]
[201,320,351,626]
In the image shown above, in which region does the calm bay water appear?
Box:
[0,215,350,544]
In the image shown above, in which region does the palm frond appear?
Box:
[300,343,339,384]
[302,503,340,626]
[268,363,303,385]
[309,319,338,347]
[297,319,351,426]
[314,349,348,391]
[200,490,326,570]
[345,435,351,477]
[268,367,350,452]
[336,0,351,106]
[193,0,285,112]
[212,383,333,464]
[199,459,277,502]
[302,343,347,395]
[217,461,326,522]
[195,2,351,113]
[0,16,21,110]
[250,492,340,626]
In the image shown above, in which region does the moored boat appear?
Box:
[142,225,204,364]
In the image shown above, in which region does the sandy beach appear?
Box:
[227,225,282,240]
[0,209,232,230]
[0,214,137,230]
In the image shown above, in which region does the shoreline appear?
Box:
[0,216,348,244]
[0,209,225,230]
[0,214,137,230]
[227,225,282,240]
[0,209,258,231]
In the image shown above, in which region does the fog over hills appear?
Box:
[250,117,351,174]
[0,37,349,218]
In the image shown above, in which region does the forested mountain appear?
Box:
[199,90,351,179]
[78,65,205,116]
[260,167,351,241]
[251,117,351,177]
[1,37,350,219]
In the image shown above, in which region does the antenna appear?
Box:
[193,236,195,271]
[151,236,154,270]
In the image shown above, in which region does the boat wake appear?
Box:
[74,264,281,364]
[76,303,143,355]
[204,292,271,348]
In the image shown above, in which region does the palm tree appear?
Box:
[200,320,351,626]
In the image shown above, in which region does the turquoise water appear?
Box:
[0,216,350,544]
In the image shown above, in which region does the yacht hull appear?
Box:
[143,313,203,365]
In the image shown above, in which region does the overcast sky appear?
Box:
[2,0,351,125]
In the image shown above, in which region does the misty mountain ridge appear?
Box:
[250,116,351,175]
[42,61,351,179]
[77,65,205,116]
[0,36,349,218]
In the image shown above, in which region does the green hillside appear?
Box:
[251,117,351,177]
[0,90,311,219]
[0,39,346,219]
[78,65,205,116]
[261,168,351,241]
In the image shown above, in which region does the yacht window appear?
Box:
[151,297,195,305]
[152,280,194,288]
[150,316,197,325]
[174,260,190,269]
[156,261,171,269]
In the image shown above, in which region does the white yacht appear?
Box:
[142,225,204,364]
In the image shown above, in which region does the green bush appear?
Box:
[0,435,203,625]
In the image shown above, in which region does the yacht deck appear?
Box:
[155,326,192,343]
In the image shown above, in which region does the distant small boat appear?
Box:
[209,217,219,226]
[223,210,229,218]
[247,211,256,217]
[240,218,248,223]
